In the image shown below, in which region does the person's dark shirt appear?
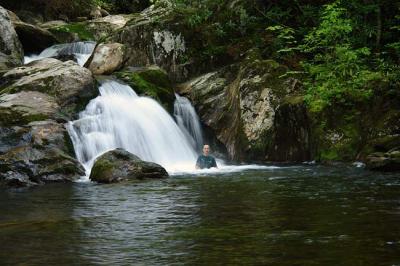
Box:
[196,155,217,169]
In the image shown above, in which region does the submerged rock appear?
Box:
[0,6,23,70]
[90,149,168,183]
[1,58,96,119]
[87,42,126,75]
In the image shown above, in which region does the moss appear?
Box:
[90,159,114,182]
[115,69,175,113]
[0,109,49,127]
[50,23,94,41]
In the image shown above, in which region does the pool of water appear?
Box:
[1,165,399,265]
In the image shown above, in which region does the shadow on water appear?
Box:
[0,165,400,265]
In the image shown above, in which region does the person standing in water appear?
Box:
[196,144,218,169]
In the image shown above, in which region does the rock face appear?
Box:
[88,43,126,75]
[0,91,59,126]
[1,58,96,119]
[0,6,23,70]
[0,120,85,187]
[12,20,58,54]
[115,7,191,82]
[90,149,168,183]
[0,58,96,188]
[178,55,311,162]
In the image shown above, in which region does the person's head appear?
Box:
[202,144,210,156]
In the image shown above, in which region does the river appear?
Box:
[1,165,399,265]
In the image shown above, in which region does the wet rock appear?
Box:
[1,58,96,119]
[87,43,126,75]
[178,54,309,162]
[90,148,168,183]
[0,120,84,188]
[365,135,400,171]
[365,150,400,172]
[0,6,23,70]
[115,66,174,112]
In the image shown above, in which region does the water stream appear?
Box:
[24,41,96,66]
[66,79,199,176]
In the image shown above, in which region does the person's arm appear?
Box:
[195,157,200,169]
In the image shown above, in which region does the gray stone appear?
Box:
[90,148,168,183]
[0,120,84,188]
[0,91,59,126]
[1,58,96,119]
[88,43,126,75]
[0,6,23,70]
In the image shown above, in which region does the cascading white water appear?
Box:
[66,79,198,177]
[24,41,96,66]
[174,93,203,152]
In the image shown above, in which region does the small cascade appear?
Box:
[24,41,96,66]
[174,93,203,152]
[66,79,198,177]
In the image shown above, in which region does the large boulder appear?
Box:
[87,43,126,75]
[365,150,400,172]
[0,91,59,126]
[364,135,400,171]
[0,120,84,187]
[0,6,23,70]
[178,54,311,162]
[114,6,191,82]
[90,149,168,183]
[1,58,96,119]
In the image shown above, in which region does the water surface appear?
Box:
[1,165,399,265]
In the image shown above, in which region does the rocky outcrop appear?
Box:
[115,65,175,112]
[114,6,191,82]
[365,150,400,172]
[0,120,84,187]
[12,20,58,54]
[0,57,96,187]
[178,54,311,162]
[1,58,96,119]
[87,43,126,75]
[90,148,168,183]
[0,6,23,70]
[364,135,400,171]
[86,15,133,41]
[0,91,59,126]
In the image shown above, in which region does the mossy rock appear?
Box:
[115,67,175,113]
[49,23,94,42]
[89,148,168,183]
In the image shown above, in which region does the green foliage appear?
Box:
[300,2,382,112]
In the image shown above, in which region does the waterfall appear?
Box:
[174,93,203,152]
[66,79,198,177]
[24,41,96,66]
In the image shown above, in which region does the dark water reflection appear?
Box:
[1,165,400,265]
